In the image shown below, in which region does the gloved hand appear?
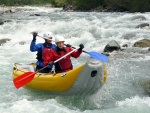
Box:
[66,44,72,47]
[32,32,38,41]
[78,43,84,51]
[48,61,54,66]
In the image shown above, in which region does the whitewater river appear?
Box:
[0,6,150,113]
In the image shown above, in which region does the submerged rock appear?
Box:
[122,47,149,54]
[0,21,4,25]
[132,15,146,21]
[135,23,149,28]
[4,20,12,23]
[29,14,41,16]
[0,38,11,45]
[0,18,12,25]
[122,33,136,40]
[0,19,4,25]
[18,41,27,45]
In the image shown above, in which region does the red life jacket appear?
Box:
[43,47,82,73]
[54,47,73,72]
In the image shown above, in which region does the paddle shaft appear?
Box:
[66,45,88,53]
[36,34,108,62]
[35,34,79,71]
[36,47,78,74]
[37,35,52,41]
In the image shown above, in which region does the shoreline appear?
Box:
[0,5,150,13]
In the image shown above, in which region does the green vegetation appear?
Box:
[104,0,150,12]
[73,0,105,10]
[0,0,53,6]
[54,0,150,12]
[0,0,150,12]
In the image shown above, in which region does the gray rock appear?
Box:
[133,39,150,47]
[0,21,4,25]
[29,14,41,16]
[0,19,4,25]
[132,15,146,21]
[135,23,149,28]
[18,41,27,45]
[10,9,15,13]
[4,20,12,23]
[0,38,11,45]
[122,44,128,47]
[63,5,73,11]
[104,40,121,52]
[122,33,135,40]
[0,19,12,25]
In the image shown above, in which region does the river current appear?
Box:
[0,6,150,113]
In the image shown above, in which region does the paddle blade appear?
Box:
[87,51,108,62]
[13,72,37,89]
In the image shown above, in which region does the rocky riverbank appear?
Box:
[61,0,150,12]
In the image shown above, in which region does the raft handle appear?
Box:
[91,70,97,77]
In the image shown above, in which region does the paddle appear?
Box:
[13,48,78,89]
[82,50,108,62]
[37,34,108,62]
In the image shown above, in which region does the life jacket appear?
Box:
[55,47,73,72]
[36,43,52,62]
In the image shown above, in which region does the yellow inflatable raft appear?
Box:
[12,58,107,95]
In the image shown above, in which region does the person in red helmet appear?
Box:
[42,35,84,73]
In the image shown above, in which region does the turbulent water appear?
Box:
[0,6,150,113]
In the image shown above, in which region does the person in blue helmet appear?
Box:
[30,32,57,73]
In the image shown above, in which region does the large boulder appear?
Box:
[133,39,150,47]
[104,40,121,52]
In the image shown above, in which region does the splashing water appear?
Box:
[0,6,150,113]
